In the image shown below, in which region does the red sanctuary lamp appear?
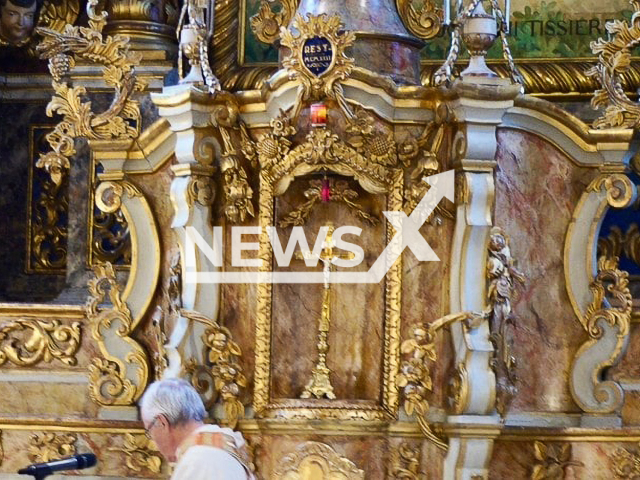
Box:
[310,103,327,127]
[311,103,330,202]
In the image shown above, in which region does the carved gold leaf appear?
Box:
[273,441,364,479]
[109,433,162,474]
[581,257,632,339]
[395,0,442,40]
[532,441,582,480]
[389,442,424,479]
[28,433,77,463]
[30,132,69,270]
[92,180,134,268]
[250,0,299,44]
[588,1,640,129]
[598,224,640,269]
[180,309,247,429]
[611,442,640,478]
[86,262,149,406]
[217,125,255,223]
[35,0,147,184]
[448,362,469,415]
[278,178,378,229]
[0,319,81,367]
[587,174,637,209]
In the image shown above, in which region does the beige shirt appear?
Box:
[172,425,253,480]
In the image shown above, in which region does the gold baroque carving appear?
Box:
[29,126,69,271]
[611,442,640,478]
[95,181,143,214]
[273,441,364,479]
[279,178,378,228]
[598,224,640,269]
[570,255,632,413]
[91,180,135,267]
[86,262,149,406]
[0,319,81,367]
[389,442,424,479]
[28,433,76,463]
[187,174,216,207]
[280,14,356,118]
[91,208,131,267]
[402,114,454,224]
[448,362,469,415]
[213,107,255,223]
[395,0,442,40]
[35,0,147,184]
[581,256,632,341]
[0,430,3,466]
[587,174,637,209]
[181,310,247,429]
[109,433,162,474]
[397,315,471,450]
[250,0,298,44]
[149,253,176,379]
[588,1,640,129]
[151,306,168,380]
[532,441,582,480]
[244,108,400,196]
[398,227,524,447]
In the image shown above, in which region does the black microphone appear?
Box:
[18,453,97,477]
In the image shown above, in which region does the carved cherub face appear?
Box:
[489,233,506,252]
[0,0,36,45]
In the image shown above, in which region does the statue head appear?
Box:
[0,0,37,45]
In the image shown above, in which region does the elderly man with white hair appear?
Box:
[140,378,253,479]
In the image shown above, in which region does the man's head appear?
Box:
[140,378,206,462]
[0,0,36,44]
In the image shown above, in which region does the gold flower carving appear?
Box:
[0,319,81,367]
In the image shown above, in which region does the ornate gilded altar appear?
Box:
[3,0,640,478]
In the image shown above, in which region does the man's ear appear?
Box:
[158,414,170,428]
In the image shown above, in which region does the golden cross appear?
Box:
[295,224,354,400]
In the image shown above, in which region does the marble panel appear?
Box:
[0,380,99,418]
[494,129,597,413]
[402,219,455,407]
